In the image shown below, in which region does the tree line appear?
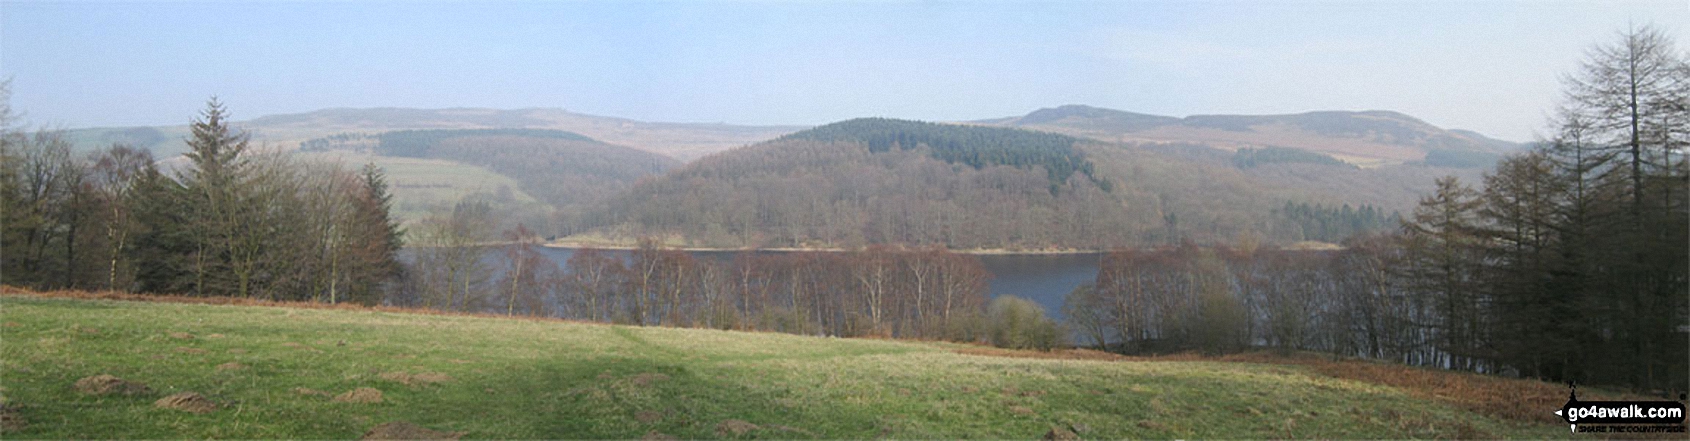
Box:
[399,228,1065,348]
[2,95,404,304]
[1068,25,1688,392]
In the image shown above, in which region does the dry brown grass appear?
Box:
[0,286,601,326]
[954,344,1650,426]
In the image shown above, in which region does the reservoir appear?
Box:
[530,247,1101,321]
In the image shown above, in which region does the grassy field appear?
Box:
[0,292,1577,439]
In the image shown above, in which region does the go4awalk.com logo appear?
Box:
[1554,384,1687,433]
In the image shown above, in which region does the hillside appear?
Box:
[0,292,1571,438]
[592,118,1469,249]
[63,107,802,161]
[299,128,680,234]
[988,105,1519,167]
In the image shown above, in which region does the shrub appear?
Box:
[987,295,1068,351]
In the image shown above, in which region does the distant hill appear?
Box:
[299,128,679,235]
[64,107,803,161]
[590,118,1467,249]
[986,105,1518,168]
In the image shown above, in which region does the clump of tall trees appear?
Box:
[1,95,404,303]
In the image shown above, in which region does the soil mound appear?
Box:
[0,403,25,433]
[360,421,461,440]
[73,375,150,396]
[334,387,383,403]
[631,373,669,387]
[292,387,333,398]
[379,372,452,386]
[154,392,217,413]
[716,419,759,436]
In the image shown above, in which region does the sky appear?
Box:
[3,1,1687,142]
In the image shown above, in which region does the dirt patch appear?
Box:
[334,387,384,404]
[631,373,669,387]
[360,421,462,440]
[1042,427,1079,440]
[173,347,207,354]
[0,403,25,433]
[206,333,225,339]
[635,410,663,423]
[447,359,471,364]
[641,430,679,441]
[227,348,247,354]
[1136,420,1166,431]
[154,392,217,414]
[766,425,816,437]
[293,387,333,398]
[378,372,452,387]
[715,419,759,437]
[168,332,194,340]
[73,375,151,396]
[1,322,17,327]
[216,362,247,371]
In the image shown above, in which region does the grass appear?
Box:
[0,290,1577,439]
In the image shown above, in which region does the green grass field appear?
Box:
[0,294,1570,439]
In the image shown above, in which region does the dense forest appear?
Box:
[1,96,404,303]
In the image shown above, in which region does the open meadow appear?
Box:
[0,290,1591,439]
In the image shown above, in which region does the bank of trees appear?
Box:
[403,236,1000,342]
[1071,25,1688,391]
[1,96,404,303]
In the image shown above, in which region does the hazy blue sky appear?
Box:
[4,1,1686,141]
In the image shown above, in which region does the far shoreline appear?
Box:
[540,240,1110,256]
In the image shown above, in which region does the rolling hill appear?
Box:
[590,117,1480,249]
[64,107,802,162]
[983,105,1519,168]
[297,128,680,235]
[0,291,1574,438]
[59,105,1508,243]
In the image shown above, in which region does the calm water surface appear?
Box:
[531,247,1100,320]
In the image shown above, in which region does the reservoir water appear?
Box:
[531,247,1101,321]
